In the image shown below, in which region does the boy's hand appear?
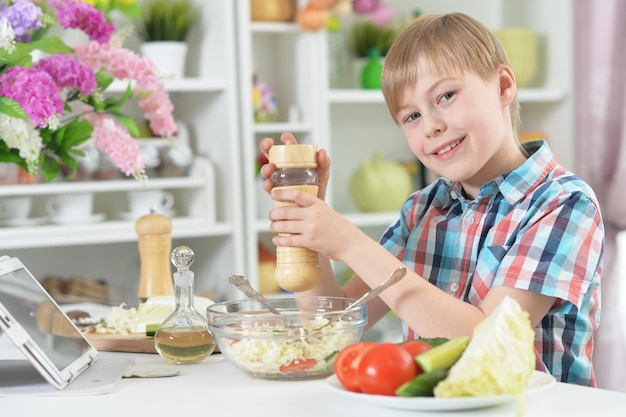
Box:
[259,132,331,201]
[269,187,361,262]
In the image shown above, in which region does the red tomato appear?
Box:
[357,343,418,396]
[279,358,317,373]
[334,342,377,392]
[400,340,432,358]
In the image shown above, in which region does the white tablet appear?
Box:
[0,255,98,389]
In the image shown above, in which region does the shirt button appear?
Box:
[450,191,458,199]
[449,282,459,292]
[464,214,474,225]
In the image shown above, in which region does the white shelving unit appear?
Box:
[1,0,245,305]
[235,0,329,292]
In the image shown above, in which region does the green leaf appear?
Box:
[0,149,25,166]
[0,97,27,119]
[109,111,140,138]
[96,72,115,90]
[0,43,33,68]
[102,96,123,109]
[41,155,60,182]
[69,148,86,158]
[117,84,134,107]
[1,36,72,68]
[61,120,94,147]
[29,36,74,55]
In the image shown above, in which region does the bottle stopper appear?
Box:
[172,246,195,273]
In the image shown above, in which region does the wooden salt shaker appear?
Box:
[136,211,174,301]
[269,144,321,292]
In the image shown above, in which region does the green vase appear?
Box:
[360,47,383,89]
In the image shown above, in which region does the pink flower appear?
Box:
[75,37,178,138]
[84,112,145,179]
[48,0,114,43]
[0,66,64,128]
[34,53,97,95]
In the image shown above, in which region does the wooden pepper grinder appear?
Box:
[136,210,174,301]
[269,144,321,292]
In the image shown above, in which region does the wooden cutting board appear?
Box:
[83,332,220,354]
[85,332,158,354]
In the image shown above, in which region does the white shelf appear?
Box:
[0,218,233,250]
[0,159,208,197]
[328,88,566,104]
[0,157,220,249]
[108,77,227,93]
[253,122,312,134]
[250,22,302,33]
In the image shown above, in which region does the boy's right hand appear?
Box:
[259,132,331,201]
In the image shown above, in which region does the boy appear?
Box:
[259,13,603,386]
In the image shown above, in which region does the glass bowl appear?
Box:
[207,296,367,380]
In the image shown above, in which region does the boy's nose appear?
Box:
[423,114,445,138]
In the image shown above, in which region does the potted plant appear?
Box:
[348,18,399,59]
[346,18,400,88]
[138,0,200,79]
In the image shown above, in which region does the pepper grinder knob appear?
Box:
[171,246,195,273]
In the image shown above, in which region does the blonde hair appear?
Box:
[382,13,521,135]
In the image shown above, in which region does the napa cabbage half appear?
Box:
[434,296,535,401]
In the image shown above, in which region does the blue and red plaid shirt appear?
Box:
[380,140,603,386]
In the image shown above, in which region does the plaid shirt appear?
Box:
[380,141,603,386]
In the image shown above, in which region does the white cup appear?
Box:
[0,196,32,220]
[127,189,174,217]
[46,193,94,221]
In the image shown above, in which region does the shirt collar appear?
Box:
[437,140,557,206]
[494,140,558,204]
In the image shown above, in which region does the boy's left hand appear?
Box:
[269,187,362,262]
[259,132,331,201]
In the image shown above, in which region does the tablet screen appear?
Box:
[0,266,92,370]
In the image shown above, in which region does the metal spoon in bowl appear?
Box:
[228,274,290,325]
[318,266,407,330]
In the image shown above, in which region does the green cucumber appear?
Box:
[396,369,448,397]
[415,336,469,373]
[324,351,339,363]
[419,337,449,348]
[145,323,160,337]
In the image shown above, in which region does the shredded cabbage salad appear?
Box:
[222,319,358,376]
[95,302,173,334]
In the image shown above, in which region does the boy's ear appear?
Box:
[498,65,517,106]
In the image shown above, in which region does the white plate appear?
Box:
[117,210,175,221]
[49,212,106,225]
[325,370,555,411]
[0,216,48,227]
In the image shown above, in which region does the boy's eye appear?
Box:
[404,112,420,123]
[440,91,455,102]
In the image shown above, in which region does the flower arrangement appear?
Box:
[0,0,178,182]
[138,0,199,43]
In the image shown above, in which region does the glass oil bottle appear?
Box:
[154,246,215,363]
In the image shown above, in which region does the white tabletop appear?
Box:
[1,338,625,417]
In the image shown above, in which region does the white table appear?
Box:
[1,338,625,417]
